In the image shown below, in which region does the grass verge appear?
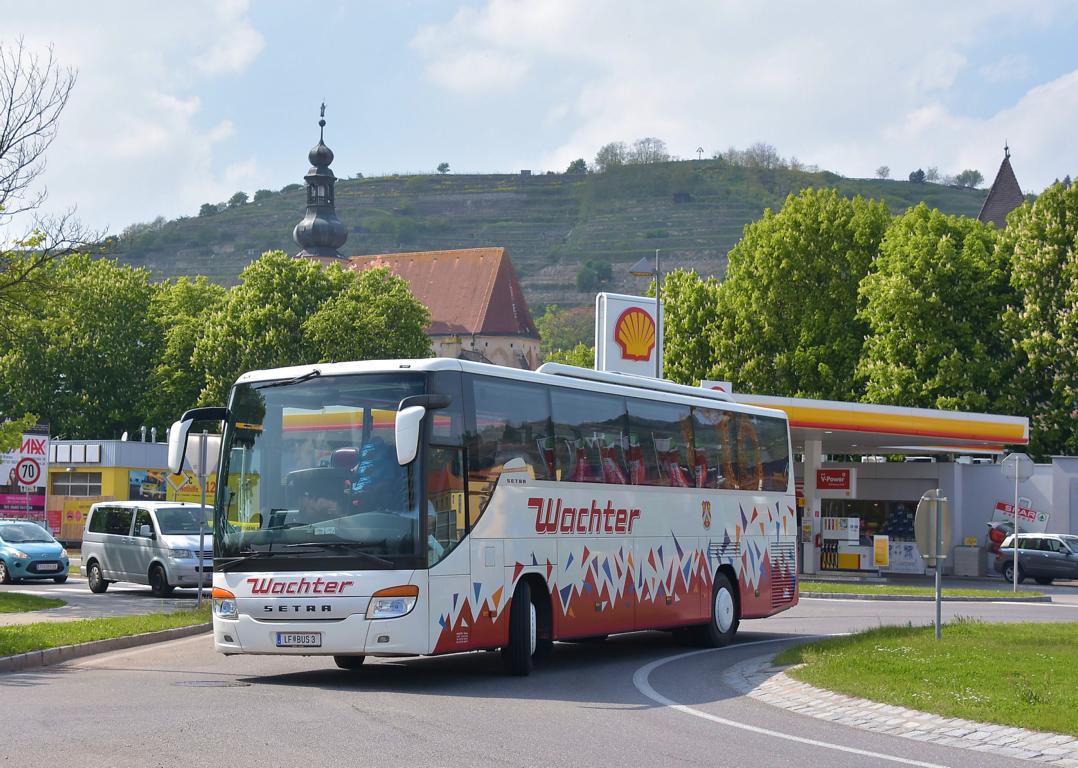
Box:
[0,607,210,657]
[799,580,1042,599]
[775,621,1078,736]
[0,593,65,614]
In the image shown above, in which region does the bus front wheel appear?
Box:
[333,655,366,670]
[693,572,739,647]
[502,580,536,676]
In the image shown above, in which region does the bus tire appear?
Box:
[694,571,739,647]
[502,580,535,676]
[333,655,366,670]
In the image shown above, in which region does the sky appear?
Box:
[3,0,1078,236]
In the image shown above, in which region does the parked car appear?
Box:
[0,520,70,584]
[81,501,212,596]
[994,533,1078,585]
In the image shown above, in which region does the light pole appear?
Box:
[629,249,663,379]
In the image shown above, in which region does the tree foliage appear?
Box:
[575,259,612,292]
[998,182,1078,458]
[627,137,670,164]
[543,342,593,368]
[908,169,925,184]
[228,191,248,208]
[535,305,593,355]
[953,169,984,189]
[594,142,627,173]
[710,188,890,399]
[565,158,587,174]
[658,269,722,386]
[875,165,890,180]
[145,276,227,429]
[304,266,431,363]
[191,251,352,404]
[0,254,158,438]
[252,189,273,202]
[857,204,1007,411]
[198,203,218,217]
[0,413,37,452]
[436,162,450,175]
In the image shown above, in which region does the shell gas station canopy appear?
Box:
[732,394,1029,456]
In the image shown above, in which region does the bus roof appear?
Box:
[234,358,786,421]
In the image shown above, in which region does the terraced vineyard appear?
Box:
[107,160,987,308]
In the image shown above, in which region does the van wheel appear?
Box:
[502,581,536,676]
[692,571,740,647]
[333,655,366,670]
[149,565,174,597]
[0,561,11,584]
[87,561,109,593]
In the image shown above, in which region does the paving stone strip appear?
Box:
[723,654,1078,766]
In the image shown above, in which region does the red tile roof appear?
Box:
[348,247,539,338]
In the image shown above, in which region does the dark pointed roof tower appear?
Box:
[977,143,1025,228]
[293,103,348,262]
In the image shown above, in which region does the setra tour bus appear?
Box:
[168,358,798,675]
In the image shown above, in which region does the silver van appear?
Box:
[81,501,212,596]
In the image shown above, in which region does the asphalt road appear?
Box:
[0,577,207,624]
[4,597,1077,767]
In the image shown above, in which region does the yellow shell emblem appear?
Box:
[614,307,656,361]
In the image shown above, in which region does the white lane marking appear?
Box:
[632,638,950,768]
[74,632,211,668]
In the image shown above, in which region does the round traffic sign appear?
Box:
[15,456,41,486]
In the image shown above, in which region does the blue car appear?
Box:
[0,521,70,584]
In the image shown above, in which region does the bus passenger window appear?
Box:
[627,399,693,487]
[753,414,791,492]
[734,413,764,491]
[551,389,628,484]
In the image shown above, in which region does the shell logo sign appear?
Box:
[595,292,663,377]
[614,307,656,361]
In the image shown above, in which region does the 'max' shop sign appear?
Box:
[595,292,663,377]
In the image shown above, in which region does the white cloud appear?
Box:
[979,54,1034,84]
[1,1,265,235]
[414,1,1078,190]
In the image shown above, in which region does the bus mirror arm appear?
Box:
[395,406,426,466]
[398,394,452,411]
[168,406,229,475]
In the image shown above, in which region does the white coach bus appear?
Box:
[169,358,798,676]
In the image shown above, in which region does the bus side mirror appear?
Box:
[395,406,426,465]
[168,406,229,475]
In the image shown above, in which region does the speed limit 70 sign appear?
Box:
[15,457,42,486]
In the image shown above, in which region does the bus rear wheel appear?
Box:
[692,571,739,647]
[502,580,536,676]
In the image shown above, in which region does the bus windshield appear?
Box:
[215,373,425,569]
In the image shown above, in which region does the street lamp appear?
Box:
[629,248,662,379]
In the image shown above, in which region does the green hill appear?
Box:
[107,161,988,308]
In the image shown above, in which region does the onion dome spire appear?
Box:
[293,102,347,261]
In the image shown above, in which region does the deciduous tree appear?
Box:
[304,266,431,363]
[192,251,351,404]
[710,188,891,399]
[657,269,722,386]
[998,182,1078,458]
[594,142,627,173]
[857,204,1006,411]
[535,305,593,356]
[565,158,587,174]
[0,254,158,438]
[954,169,984,189]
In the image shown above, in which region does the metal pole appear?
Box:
[1013,465,1019,593]
[934,494,942,640]
[198,430,207,609]
[654,248,661,380]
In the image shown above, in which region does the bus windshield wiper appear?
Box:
[215,550,278,571]
[254,368,321,390]
[284,542,395,567]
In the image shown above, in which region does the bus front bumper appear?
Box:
[213,611,428,657]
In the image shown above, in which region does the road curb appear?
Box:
[0,623,211,674]
[724,654,1078,764]
[800,591,1052,602]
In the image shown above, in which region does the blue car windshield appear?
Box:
[0,522,55,543]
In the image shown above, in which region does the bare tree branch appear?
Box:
[0,37,76,226]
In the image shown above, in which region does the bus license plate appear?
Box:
[276,632,321,648]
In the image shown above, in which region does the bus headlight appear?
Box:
[367,585,419,619]
[212,587,238,619]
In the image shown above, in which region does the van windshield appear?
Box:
[155,507,212,535]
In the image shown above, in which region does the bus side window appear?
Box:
[427,445,466,566]
[735,414,764,491]
[627,399,693,487]
[551,389,628,484]
[755,414,791,492]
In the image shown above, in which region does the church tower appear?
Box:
[293,103,348,262]
[977,143,1025,228]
